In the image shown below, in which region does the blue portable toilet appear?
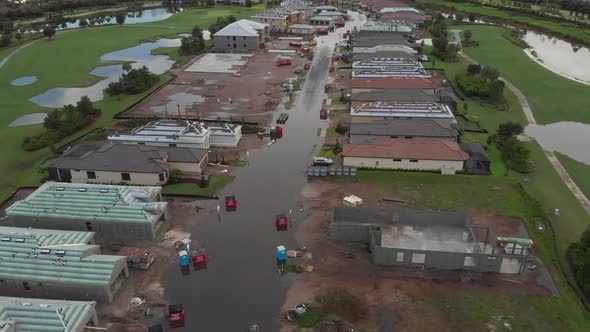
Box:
[276,245,287,262]
[178,250,190,267]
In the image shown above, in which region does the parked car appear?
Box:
[312,157,333,166]
[293,66,303,74]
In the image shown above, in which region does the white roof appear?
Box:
[380,7,420,14]
[214,19,268,37]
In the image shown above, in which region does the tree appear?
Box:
[0,33,11,47]
[455,14,464,24]
[76,96,99,116]
[464,30,472,44]
[207,0,215,6]
[15,32,22,41]
[497,122,523,140]
[468,14,476,22]
[432,35,448,53]
[245,0,253,7]
[499,138,530,173]
[43,109,62,130]
[467,64,481,75]
[43,26,56,40]
[227,15,237,24]
[481,66,500,81]
[122,63,132,72]
[116,13,126,26]
[79,19,88,27]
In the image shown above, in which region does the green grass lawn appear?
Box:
[161,175,236,197]
[417,0,590,44]
[0,5,263,201]
[326,128,344,137]
[455,25,590,125]
[555,153,590,200]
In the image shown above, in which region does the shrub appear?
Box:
[106,66,159,96]
[168,169,183,184]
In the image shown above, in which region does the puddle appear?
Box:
[29,38,181,108]
[10,76,38,86]
[525,122,590,165]
[150,91,207,114]
[185,53,253,74]
[9,113,47,127]
[524,31,590,85]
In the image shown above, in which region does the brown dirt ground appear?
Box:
[280,180,554,331]
[122,50,306,126]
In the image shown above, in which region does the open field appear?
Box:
[417,0,590,44]
[0,5,263,201]
[556,152,590,200]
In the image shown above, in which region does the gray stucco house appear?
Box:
[213,19,269,52]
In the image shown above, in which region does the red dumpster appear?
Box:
[318,29,328,36]
[343,15,350,21]
[276,126,283,138]
[335,22,345,28]
[225,195,237,212]
[276,58,292,66]
[289,41,302,47]
[320,109,328,120]
[192,254,207,270]
[168,304,185,328]
[276,214,288,231]
[304,62,311,70]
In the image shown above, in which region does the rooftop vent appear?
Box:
[40,249,51,254]
[55,250,66,257]
[99,189,109,193]
[78,188,87,192]
[1,238,10,242]
[55,187,65,191]
[14,238,25,243]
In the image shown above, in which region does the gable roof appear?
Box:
[350,119,459,142]
[352,77,440,90]
[0,297,96,332]
[214,19,267,37]
[0,229,125,287]
[6,182,166,225]
[343,139,469,161]
[351,88,439,102]
[0,227,95,247]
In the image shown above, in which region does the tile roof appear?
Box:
[0,297,96,332]
[6,182,167,225]
[350,119,458,142]
[0,230,125,287]
[352,77,440,90]
[213,19,267,37]
[343,139,469,161]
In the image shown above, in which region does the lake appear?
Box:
[525,122,590,165]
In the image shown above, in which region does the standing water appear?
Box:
[525,122,590,165]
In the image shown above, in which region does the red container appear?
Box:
[329,66,336,73]
[168,304,185,327]
[225,195,237,212]
[276,214,288,232]
[320,109,328,120]
[276,59,292,66]
[276,126,283,138]
[343,15,350,21]
[289,42,302,47]
[192,254,207,270]
[318,30,328,36]
[304,62,311,70]
[335,22,345,28]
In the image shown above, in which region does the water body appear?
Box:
[10,76,38,86]
[523,31,590,85]
[9,113,47,127]
[525,122,590,165]
[29,38,181,108]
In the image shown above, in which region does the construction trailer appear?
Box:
[330,207,530,274]
[4,182,168,244]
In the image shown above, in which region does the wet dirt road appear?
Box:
[163,13,365,331]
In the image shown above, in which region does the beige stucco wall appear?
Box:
[343,157,464,173]
[252,17,287,32]
[70,169,167,186]
[167,156,207,175]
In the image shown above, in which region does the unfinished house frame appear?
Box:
[330,207,529,274]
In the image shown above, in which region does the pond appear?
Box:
[525,122,590,165]
[9,113,47,127]
[29,38,181,108]
[10,76,38,86]
[523,31,590,85]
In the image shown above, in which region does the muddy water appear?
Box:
[524,31,590,85]
[10,76,37,86]
[525,122,590,165]
[29,38,181,108]
[162,12,365,331]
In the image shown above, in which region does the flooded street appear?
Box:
[525,122,590,165]
[162,13,364,331]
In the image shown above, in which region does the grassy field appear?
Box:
[0,5,263,201]
[161,175,236,197]
[555,153,590,200]
[417,0,590,44]
[456,25,590,125]
[326,128,344,137]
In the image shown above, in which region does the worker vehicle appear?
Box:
[275,56,292,66]
[276,214,288,232]
[225,195,237,212]
[335,22,345,28]
[168,304,185,327]
[309,39,317,46]
[312,157,333,166]
[293,66,303,74]
[317,29,328,36]
[286,304,308,321]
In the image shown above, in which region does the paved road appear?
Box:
[162,13,365,332]
[452,30,590,214]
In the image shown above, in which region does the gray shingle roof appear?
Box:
[349,119,459,143]
[0,297,96,332]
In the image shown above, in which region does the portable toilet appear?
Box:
[277,245,287,262]
[178,250,189,267]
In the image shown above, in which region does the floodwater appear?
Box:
[150,91,207,114]
[162,12,365,331]
[525,122,590,165]
[523,31,590,85]
[63,7,181,29]
[29,38,181,108]
[8,113,47,127]
[10,76,38,86]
